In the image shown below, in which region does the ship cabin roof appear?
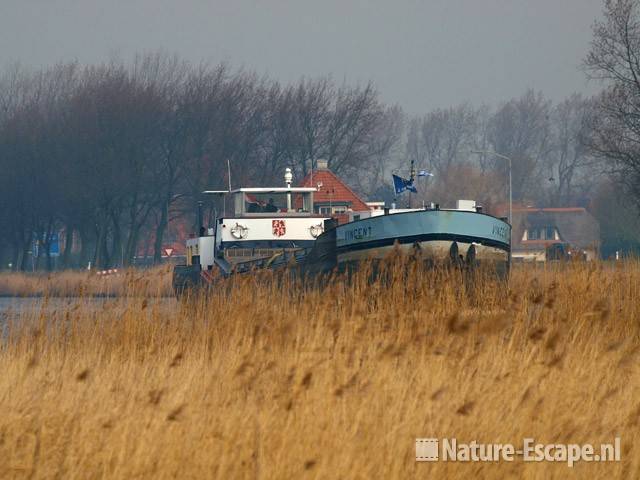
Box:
[229,187,317,194]
[203,187,319,218]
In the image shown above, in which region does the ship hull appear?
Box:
[332,209,511,275]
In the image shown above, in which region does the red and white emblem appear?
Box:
[272,219,286,237]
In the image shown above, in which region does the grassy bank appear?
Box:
[1,260,639,478]
[0,265,172,297]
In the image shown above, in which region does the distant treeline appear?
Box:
[4,1,640,272]
[0,54,402,270]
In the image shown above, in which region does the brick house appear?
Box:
[510,207,600,261]
[298,159,371,223]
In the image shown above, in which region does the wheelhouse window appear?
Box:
[234,190,314,216]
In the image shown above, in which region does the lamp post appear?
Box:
[471,150,512,226]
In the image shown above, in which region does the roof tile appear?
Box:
[298,169,369,211]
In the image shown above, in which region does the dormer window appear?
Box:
[545,226,556,240]
[319,206,348,215]
[524,226,558,241]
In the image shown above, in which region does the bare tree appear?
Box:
[487,90,552,202]
[419,104,478,175]
[584,0,640,206]
[356,105,404,197]
[546,94,598,205]
[291,77,332,176]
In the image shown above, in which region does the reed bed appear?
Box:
[0,259,639,479]
[0,265,172,297]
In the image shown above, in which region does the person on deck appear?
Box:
[264,198,278,212]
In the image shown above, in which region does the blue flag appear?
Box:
[393,174,417,194]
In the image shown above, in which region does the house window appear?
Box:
[318,204,349,215]
[525,226,557,241]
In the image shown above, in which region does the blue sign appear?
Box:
[49,233,60,257]
[32,233,60,257]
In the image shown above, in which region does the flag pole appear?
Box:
[409,159,415,208]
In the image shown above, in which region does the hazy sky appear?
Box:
[0,0,604,113]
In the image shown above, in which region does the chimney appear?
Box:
[316,159,329,170]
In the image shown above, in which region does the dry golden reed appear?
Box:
[0,265,172,297]
[0,259,639,479]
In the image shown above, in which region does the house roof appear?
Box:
[512,207,600,250]
[298,167,370,211]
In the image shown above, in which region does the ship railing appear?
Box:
[229,247,311,274]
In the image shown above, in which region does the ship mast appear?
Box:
[409,159,416,208]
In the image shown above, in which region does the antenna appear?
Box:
[227,159,232,191]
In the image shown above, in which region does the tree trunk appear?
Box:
[42,221,54,272]
[62,225,74,269]
[122,224,138,267]
[78,226,91,270]
[94,215,110,269]
[11,240,20,272]
[153,201,169,264]
[99,231,110,269]
[19,238,30,271]
[111,211,122,268]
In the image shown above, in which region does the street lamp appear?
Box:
[471,150,513,226]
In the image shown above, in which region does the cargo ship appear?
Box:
[172,168,511,294]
